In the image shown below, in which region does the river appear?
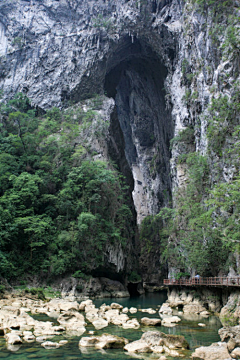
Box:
[0,292,222,359]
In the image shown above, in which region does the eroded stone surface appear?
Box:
[79,334,128,349]
[191,342,231,360]
[140,318,162,326]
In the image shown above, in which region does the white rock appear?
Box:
[141,308,156,314]
[23,331,35,342]
[79,336,99,347]
[151,345,164,353]
[111,313,129,326]
[36,336,54,342]
[41,341,60,349]
[231,347,240,359]
[191,342,230,360]
[59,340,68,346]
[161,316,181,326]
[79,300,93,311]
[57,310,86,335]
[4,333,22,345]
[159,303,173,315]
[103,309,119,322]
[141,317,161,326]
[122,318,140,329]
[92,318,109,330]
[124,339,152,353]
[129,307,138,314]
[79,334,128,349]
[7,344,22,352]
[111,302,123,310]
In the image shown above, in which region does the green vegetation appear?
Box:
[175,272,190,280]
[0,93,133,281]
[207,82,240,155]
[72,270,90,280]
[92,14,115,32]
[0,284,6,293]
[170,127,195,150]
[128,271,142,283]
[24,287,45,300]
[166,0,240,277]
[142,103,240,275]
[140,149,234,276]
[192,0,234,14]
[11,37,23,49]
[42,286,61,298]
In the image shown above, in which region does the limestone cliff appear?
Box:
[0,0,239,286]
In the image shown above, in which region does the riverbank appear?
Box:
[166,286,240,326]
[163,286,240,359]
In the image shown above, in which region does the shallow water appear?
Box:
[0,292,222,360]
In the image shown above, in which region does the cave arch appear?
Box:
[104,36,174,224]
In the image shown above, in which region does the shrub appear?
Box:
[128,271,142,283]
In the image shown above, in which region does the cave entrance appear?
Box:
[127,282,141,297]
[104,36,173,224]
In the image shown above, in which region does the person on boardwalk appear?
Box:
[195,274,200,284]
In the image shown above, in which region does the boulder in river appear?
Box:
[159,303,173,316]
[92,318,108,330]
[41,341,60,349]
[124,339,152,353]
[110,302,123,310]
[161,316,181,327]
[231,347,240,359]
[141,317,161,326]
[124,331,189,354]
[129,307,138,314]
[142,331,189,350]
[57,310,86,335]
[140,308,156,314]
[122,318,140,329]
[79,333,128,349]
[4,332,22,345]
[79,299,93,311]
[219,325,240,352]
[191,342,231,360]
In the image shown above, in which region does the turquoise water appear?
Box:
[0,292,222,359]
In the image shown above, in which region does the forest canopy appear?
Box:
[0,93,133,281]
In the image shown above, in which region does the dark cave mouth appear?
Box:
[104,36,174,214]
[104,37,168,101]
[127,282,141,297]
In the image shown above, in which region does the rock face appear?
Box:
[56,275,130,299]
[167,287,222,313]
[0,0,239,284]
[219,291,240,326]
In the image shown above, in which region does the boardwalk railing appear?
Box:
[163,277,240,287]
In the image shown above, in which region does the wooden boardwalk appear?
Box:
[163,277,240,287]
